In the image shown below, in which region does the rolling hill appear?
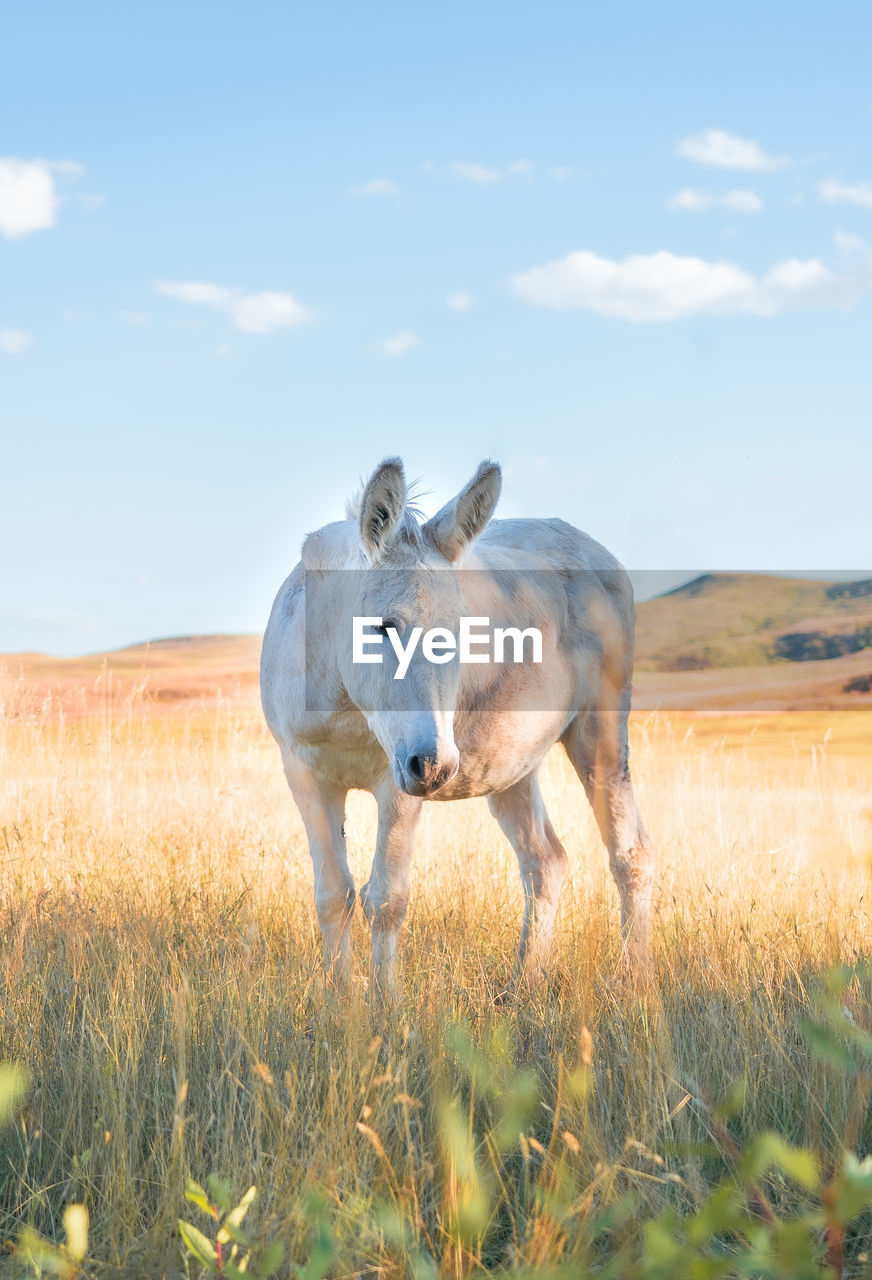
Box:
[634,573,872,671]
[3,574,872,715]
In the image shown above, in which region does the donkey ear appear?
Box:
[358,457,407,561]
[423,460,501,563]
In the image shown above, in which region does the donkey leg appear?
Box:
[563,707,655,972]
[282,754,354,986]
[488,770,569,988]
[360,784,422,1002]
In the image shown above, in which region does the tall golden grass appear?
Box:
[1,673,872,1275]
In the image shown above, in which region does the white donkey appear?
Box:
[260,458,655,997]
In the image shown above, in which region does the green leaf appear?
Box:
[686,1182,747,1243]
[642,1214,685,1266]
[834,1009,872,1057]
[17,1226,69,1274]
[207,1173,233,1214]
[185,1177,216,1217]
[226,1184,256,1229]
[178,1218,218,1268]
[823,964,855,996]
[64,1204,89,1262]
[298,1209,338,1280]
[260,1240,285,1277]
[220,1263,251,1279]
[410,1251,439,1280]
[439,1098,478,1182]
[0,1063,30,1127]
[372,1202,415,1248]
[217,1218,251,1248]
[456,1185,490,1241]
[711,1077,747,1123]
[298,1236,336,1280]
[493,1069,540,1151]
[446,1021,512,1095]
[797,1017,856,1070]
[832,1151,872,1222]
[216,1183,255,1244]
[740,1132,819,1190]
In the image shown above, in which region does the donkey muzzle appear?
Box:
[394,744,460,797]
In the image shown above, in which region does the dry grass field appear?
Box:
[2,654,872,1276]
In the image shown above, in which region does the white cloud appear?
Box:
[668,188,713,212]
[763,258,836,303]
[511,247,864,321]
[450,160,532,185]
[724,189,764,212]
[50,160,85,179]
[819,178,872,209]
[446,291,473,312]
[669,187,714,212]
[232,292,310,332]
[548,165,576,181]
[834,229,872,257]
[382,331,419,356]
[158,281,231,307]
[0,329,33,354]
[0,157,83,238]
[348,178,399,199]
[451,161,502,185]
[514,250,755,319]
[677,129,787,172]
[156,280,311,332]
[668,187,763,213]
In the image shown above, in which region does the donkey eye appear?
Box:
[378,618,399,635]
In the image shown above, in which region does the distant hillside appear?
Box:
[635,573,872,672]
[1,634,262,720]
[4,574,872,717]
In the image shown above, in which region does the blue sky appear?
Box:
[2,0,870,654]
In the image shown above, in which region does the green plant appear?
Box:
[1,1065,88,1279]
[179,1178,284,1279]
